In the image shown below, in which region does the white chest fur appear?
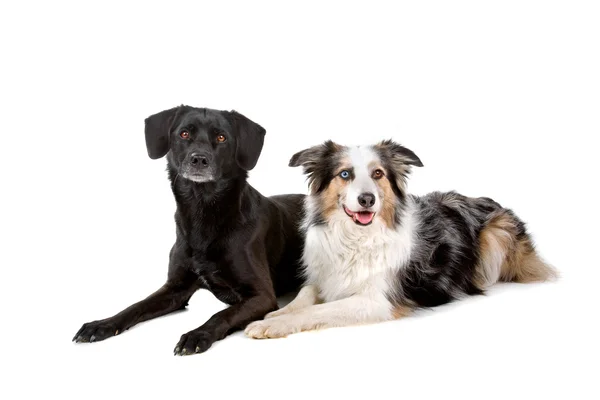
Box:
[302,204,416,303]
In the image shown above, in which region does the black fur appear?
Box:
[395,192,493,307]
[74,106,305,355]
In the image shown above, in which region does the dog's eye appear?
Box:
[372,169,384,179]
[180,131,190,139]
[216,134,227,143]
[339,170,351,180]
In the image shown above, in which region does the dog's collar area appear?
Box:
[343,206,375,226]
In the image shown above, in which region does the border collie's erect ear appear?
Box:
[225,111,266,171]
[289,140,343,168]
[375,139,423,193]
[289,140,343,192]
[144,106,189,159]
[289,141,335,168]
[376,139,423,168]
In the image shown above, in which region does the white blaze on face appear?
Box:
[344,146,381,212]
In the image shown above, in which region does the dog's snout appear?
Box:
[358,192,376,208]
[190,153,210,167]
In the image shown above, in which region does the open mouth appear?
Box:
[343,206,375,226]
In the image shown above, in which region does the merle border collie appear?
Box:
[245,139,556,338]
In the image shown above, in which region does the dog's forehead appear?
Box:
[347,146,379,169]
[179,109,231,129]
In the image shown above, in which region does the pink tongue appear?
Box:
[355,212,374,225]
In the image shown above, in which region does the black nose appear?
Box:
[190,153,209,167]
[358,193,375,208]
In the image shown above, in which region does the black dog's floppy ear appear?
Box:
[144,106,187,159]
[226,111,266,170]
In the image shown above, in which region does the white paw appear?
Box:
[244,318,298,339]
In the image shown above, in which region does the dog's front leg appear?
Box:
[173,237,281,355]
[245,293,407,339]
[73,267,199,343]
[173,293,277,355]
[263,285,320,319]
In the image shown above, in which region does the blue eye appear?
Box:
[339,170,350,179]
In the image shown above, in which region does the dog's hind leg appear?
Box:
[476,211,557,289]
[503,234,558,283]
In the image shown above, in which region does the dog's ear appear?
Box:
[289,140,343,192]
[375,139,423,193]
[226,111,266,171]
[144,106,188,159]
[289,140,343,169]
[375,139,423,168]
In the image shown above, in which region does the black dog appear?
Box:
[73,106,305,355]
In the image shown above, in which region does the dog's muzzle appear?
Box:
[182,152,215,182]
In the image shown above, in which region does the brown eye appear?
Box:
[217,134,227,143]
[180,131,190,139]
[372,169,384,179]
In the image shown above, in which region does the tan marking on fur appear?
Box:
[476,212,558,289]
[373,142,411,192]
[365,161,397,228]
[318,156,353,219]
[506,236,558,283]
[367,160,380,169]
[320,176,348,220]
[391,305,412,319]
[376,175,397,228]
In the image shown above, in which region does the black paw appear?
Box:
[73,319,121,343]
[173,329,215,356]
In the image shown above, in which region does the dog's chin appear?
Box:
[182,172,215,183]
[343,206,376,226]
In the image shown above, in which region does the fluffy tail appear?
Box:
[477,210,558,288]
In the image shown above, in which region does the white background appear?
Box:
[1,1,599,399]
